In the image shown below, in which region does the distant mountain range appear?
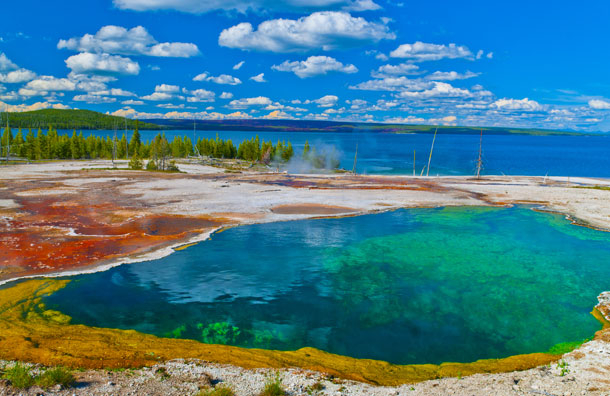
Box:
[0,109,583,135]
[146,118,581,136]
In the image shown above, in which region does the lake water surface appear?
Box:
[44,206,610,365]
[65,129,610,177]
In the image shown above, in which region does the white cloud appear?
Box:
[589,99,610,110]
[425,71,479,81]
[220,92,234,99]
[90,88,137,96]
[122,99,144,105]
[273,56,357,78]
[157,103,190,109]
[73,94,117,104]
[110,107,253,120]
[58,25,199,58]
[311,95,339,107]
[24,76,77,94]
[371,63,419,78]
[491,98,543,111]
[396,82,475,99]
[229,96,272,108]
[155,84,180,93]
[0,68,36,83]
[262,110,291,119]
[0,53,17,71]
[187,88,215,102]
[193,72,242,85]
[65,52,140,75]
[250,73,266,82]
[141,85,184,101]
[350,76,430,92]
[142,92,174,101]
[0,100,69,112]
[219,11,394,53]
[430,115,457,125]
[385,115,426,124]
[112,0,380,14]
[233,61,245,70]
[390,42,474,62]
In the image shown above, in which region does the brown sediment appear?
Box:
[0,279,562,386]
[271,203,357,215]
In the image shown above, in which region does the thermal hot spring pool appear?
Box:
[44,206,610,365]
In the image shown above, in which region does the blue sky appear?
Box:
[1,0,609,131]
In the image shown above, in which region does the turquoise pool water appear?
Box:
[44,207,610,365]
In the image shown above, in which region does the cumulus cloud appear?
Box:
[425,71,480,81]
[233,61,245,70]
[589,99,610,110]
[229,96,272,108]
[371,63,419,78]
[73,94,117,104]
[112,0,380,14]
[310,95,339,107]
[491,98,543,111]
[396,82,475,99]
[58,25,199,58]
[384,115,426,124]
[122,99,144,105]
[141,84,184,101]
[110,107,253,120]
[250,73,266,82]
[65,53,140,75]
[0,68,36,83]
[155,84,180,93]
[350,76,430,92]
[219,12,394,53]
[390,41,474,62]
[193,72,242,85]
[90,88,137,96]
[273,56,357,78]
[0,100,69,112]
[23,76,77,95]
[262,110,291,119]
[187,88,215,102]
[220,92,234,99]
[0,53,17,71]
[142,92,176,101]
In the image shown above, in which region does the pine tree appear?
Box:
[128,121,141,156]
[302,141,311,159]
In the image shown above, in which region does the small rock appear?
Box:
[513,385,520,391]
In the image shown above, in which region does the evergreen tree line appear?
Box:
[0,109,161,130]
[0,124,295,164]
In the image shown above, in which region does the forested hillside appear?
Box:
[0,109,162,130]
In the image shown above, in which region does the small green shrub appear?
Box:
[197,385,236,396]
[259,373,286,396]
[146,160,158,170]
[3,363,35,389]
[155,367,171,380]
[129,154,143,170]
[305,381,325,394]
[167,160,179,172]
[557,360,570,377]
[36,366,75,388]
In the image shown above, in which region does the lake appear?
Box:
[60,129,610,177]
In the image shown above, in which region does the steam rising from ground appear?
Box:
[279,142,343,174]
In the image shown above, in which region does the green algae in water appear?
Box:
[43,206,610,365]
